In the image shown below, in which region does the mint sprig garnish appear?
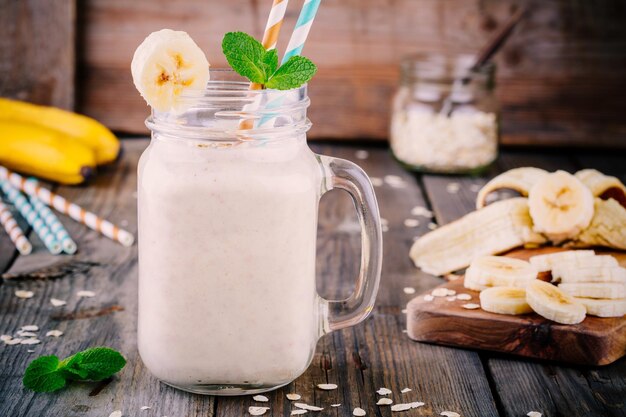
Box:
[23,347,126,392]
[222,31,317,90]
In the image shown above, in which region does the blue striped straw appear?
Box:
[0,181,62,254]
[256,0,321,127]
[26,180,77,254]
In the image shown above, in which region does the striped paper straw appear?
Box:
[256,0,321,127]
[239,0,290,130]
[0,181,62,254]
[0,199,32,255]
[26,180,77,254]
[0,167,134,247]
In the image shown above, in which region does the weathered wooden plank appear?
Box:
[0,0,75,109]
[422,150,626,416]
[79,0,626,146]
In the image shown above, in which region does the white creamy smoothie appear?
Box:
[137,134,323,392]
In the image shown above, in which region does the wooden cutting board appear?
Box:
[406,248,626,366]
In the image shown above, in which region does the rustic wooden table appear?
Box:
[0,139,624,417]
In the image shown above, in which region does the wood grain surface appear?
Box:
[407,248,626,366]
[0,140,624,416]
[0,0,76,110]
[75,0,626,147]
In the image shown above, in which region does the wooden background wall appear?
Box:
[2,0,626,147]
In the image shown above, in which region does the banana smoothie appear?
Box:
[137,135,323,391]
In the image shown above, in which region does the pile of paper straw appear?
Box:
[0,166,134,255]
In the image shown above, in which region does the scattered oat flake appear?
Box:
[248,406,269,416]
[331,404,341,407]
[403,287,416,295]
[286,393,301,401]
[355,150,369,160]
[317,383,338,390]
[17,331,38,337]
[1,335,12,342]
[253,395,269,402]
[446,183,460,193]
[402,329,407,333]
[50,298,67,307]
[294,403,324,412]
[46,330,64,337]
[527,412,542,417]
[353,407,366,416]
[428,222,438,230]
[380,218,389,226]
[403,219,420,228]
[456,293,472,301]
[411,206,433,217]
[376,387,392,395]
[462,303,480,310]
[446,289,456,296]
[400,388,412,393]
[140,406,151,411]
[21,325,39,331]
[109,411,122,417]
[445,274,461,281]
[27,349,35,353]
[441,412,460,417]
[382,225,389,232]
[431,288,448,297]
[391,402,424,412]
[423,294,434,302]
[446,296,457,301]
[376,398,393,405]
[4,338,22,345]
[291,411,307,416]
[401,309,407,314]
[21,338,41,345]
[371,177,384,187]
[77,290,96,298]
[15,290,34,299]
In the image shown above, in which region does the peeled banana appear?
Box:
[528,250,596,273]
[476,167,548,209]
[0,98,119,165]
[572,198,626,250]
[479,287,533,315]
[574,297,626,318]
[0,121,96,184]
[131,29,210,112]
[526,280,586,325]
[465,256,537,291]
[575,169,626,209]
[409,198,546,276]
[528,171,594,243]
[558,283,626,300]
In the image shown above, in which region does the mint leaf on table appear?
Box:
[222,31,268,84]
[23,355,67,393]
[266,56,317,90]
[23,347,126,393]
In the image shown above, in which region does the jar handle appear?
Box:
[317,155,383,333]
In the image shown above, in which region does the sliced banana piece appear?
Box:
[528,170,594,243]
[131,29,210,112]
[476,167,548,209]
[528,250,596,273]
[573,198,626,250]
[574,297,626,318]
[480,287,533,315]
[575,169,626,209]
[465,256,537,291]
[526,280,586,324]
[558,283,626,299]
[410,198,546,276]
[553,266,626,284]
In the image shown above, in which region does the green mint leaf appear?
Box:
[262,49,278,78]
[23,355,67,392]
[222,32,267,84]
[75,347,126,381]
[266,56,317,90]
[60,352,89,380]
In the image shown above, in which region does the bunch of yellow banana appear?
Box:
[0,98,120,184]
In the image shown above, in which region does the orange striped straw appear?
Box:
[239,0,290,129]
[0,200,32,255]
[0,166,134,247]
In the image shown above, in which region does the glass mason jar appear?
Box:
[390,54,499,174]
[137,70,383,395]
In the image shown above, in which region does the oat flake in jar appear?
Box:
[390,54,499,174]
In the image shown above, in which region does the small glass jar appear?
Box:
[137,70,383,395]
[390,54,499,174]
